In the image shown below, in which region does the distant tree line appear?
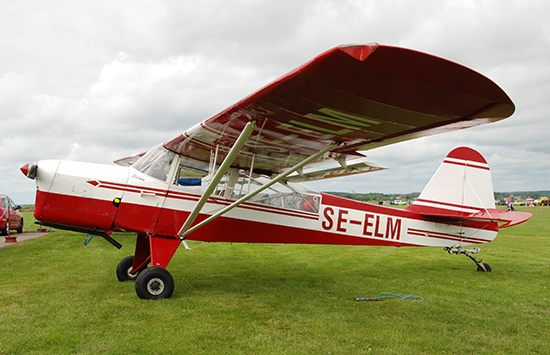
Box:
[325,192,420,203]
[494,191,550,201]
[325,190,550,203]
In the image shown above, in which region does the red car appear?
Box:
[1,195,23,236]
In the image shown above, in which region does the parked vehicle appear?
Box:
[0,195,23,236]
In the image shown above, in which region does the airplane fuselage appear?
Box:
[32,159,498,253]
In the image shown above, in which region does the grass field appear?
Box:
[0,207,549,354]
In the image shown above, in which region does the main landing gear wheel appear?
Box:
[135,267,174,300]
[116,255,140,281]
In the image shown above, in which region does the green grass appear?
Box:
[1,207,549,354]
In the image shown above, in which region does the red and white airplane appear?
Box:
[20,43,531,299]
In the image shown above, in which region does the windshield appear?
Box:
[132,145,175,181]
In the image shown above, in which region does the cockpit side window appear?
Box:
[132,146,176,181]
[174,157,209,187]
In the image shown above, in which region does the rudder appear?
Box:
[408,147,495,217]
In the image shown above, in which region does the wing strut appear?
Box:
[178,143,338,239]
[177,120,257,239]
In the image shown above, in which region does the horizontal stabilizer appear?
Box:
[415,208,532,228]
[468,209,532,228]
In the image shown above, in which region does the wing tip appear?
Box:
[338,43,380,61]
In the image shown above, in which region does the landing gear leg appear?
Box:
[133,234,179,299]
[445,247,492,272]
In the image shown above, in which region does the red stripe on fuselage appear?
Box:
[185,215,416,246]
[407,227,492,244]
[413,198,484,213]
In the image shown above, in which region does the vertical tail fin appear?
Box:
[407,147,495,217]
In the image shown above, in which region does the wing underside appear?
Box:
[162,43,514,177]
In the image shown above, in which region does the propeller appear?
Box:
[20,162,37,180]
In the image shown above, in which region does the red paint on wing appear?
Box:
[339,43,380,61]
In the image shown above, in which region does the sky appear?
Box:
[1,0,549,204]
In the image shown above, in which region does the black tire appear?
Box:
[477,263,492,272]
[17,219,23,234]
[116,255,140,281]
[1,221,9,236]
[135,267,174,300]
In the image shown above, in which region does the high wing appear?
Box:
[162,43,514,177]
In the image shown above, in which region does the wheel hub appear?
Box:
[147,277,165,295]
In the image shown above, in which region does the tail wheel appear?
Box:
[135,267,174,300]
[477,263,492,272]
[116,255,141,281]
